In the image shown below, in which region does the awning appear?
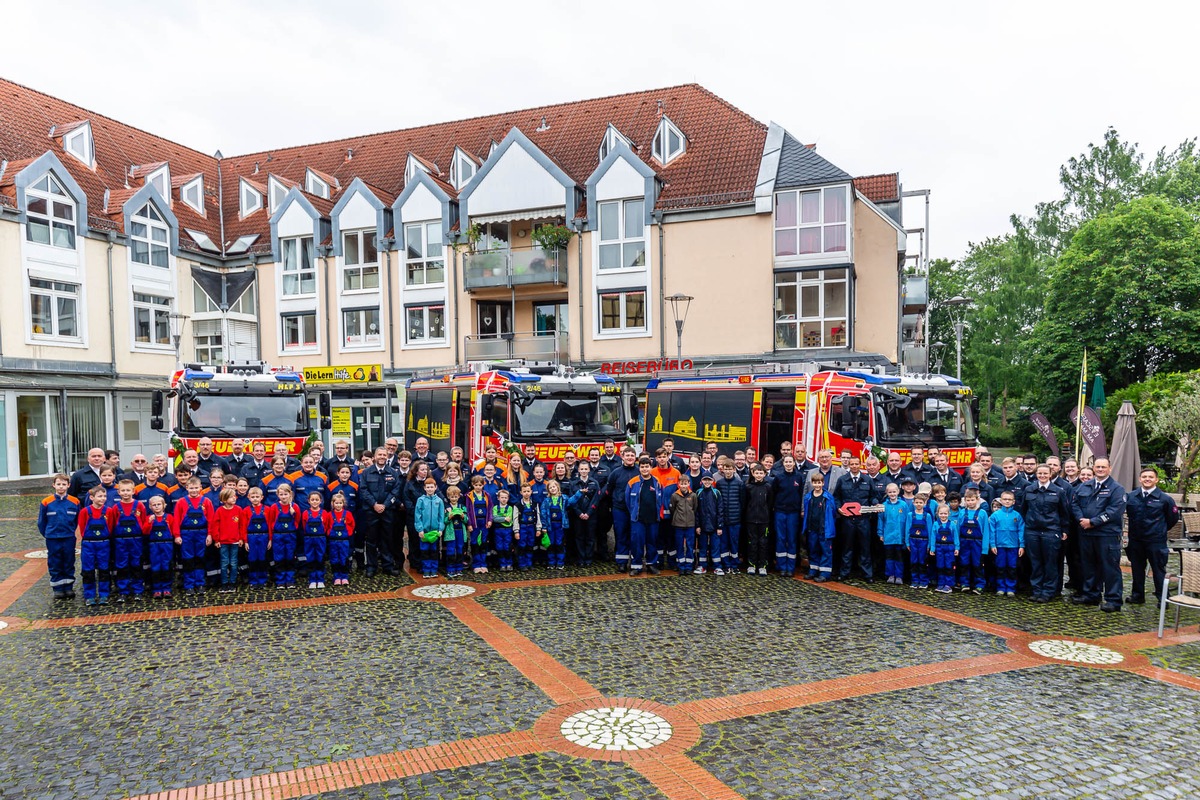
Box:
[469,206,565,225]
[0,371,169,391]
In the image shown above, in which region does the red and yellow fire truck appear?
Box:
[405,363,631,464]
[152,363,319,458]
[645,364,979,469]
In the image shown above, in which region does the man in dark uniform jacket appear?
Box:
[1070,458,1127,612]
[1125,468,1180,605]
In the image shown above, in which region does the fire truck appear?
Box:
[645,363,979,469]
[404,362,632,464]
[151,362,326,458]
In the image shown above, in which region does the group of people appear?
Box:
[36,435,1179,613]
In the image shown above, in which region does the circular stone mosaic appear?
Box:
[411,583,476,599]
[24,550,48,559]
[560,707,673,751]
[1028,639,1125,665]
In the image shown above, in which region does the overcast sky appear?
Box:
[5,0,1197,260]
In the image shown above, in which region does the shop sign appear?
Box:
[599,359,693,376]
[302,364,383,384]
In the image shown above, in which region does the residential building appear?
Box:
[0,78,915,478]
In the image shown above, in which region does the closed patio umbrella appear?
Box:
[1109,400,1141,491]
[1091,373,1107,410]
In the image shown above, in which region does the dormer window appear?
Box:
[450,148,477,190]
[25,174,76,249]
[599,125,632,161]
[130,202,170,267]
[652,116,686,165]
[239,178,262,217]
[305,169,330,199]
[181,176,204,215]
[146,165,170,199]
[63,122,94,167]
[405,154,430,183]
[268,175,290,213]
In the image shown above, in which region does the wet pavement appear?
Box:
[1,491,1199,799]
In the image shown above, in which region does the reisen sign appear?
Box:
[599,359,693,376]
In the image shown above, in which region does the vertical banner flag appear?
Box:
[1029,412,1059,457]
[1069,406,1109,462]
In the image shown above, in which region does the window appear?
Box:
[25,174,76,249]
[281,236,316,295]
[130,203,170,267]
[406,304,445,344]
[181,176,204,214]
[598,124,631,161]
[194,319,223,364]
[133,293,172,346]
[281,312,317,350]
[405,154,430,183]
[599,289,646,333]
[450,148,476,190]
[29,278,79,339]
[652,116,686,164]
[146,166,170,199]
[476,301,512,339]
[305,169,330,199]
[774,186,848,258]
[64,124,93,167]
[343,307,381,347]
[268,175,290,213]
[597,199,645,269]
[405,222,445,285]
[231,282,255,314]
[195,281,256,314]
[774,268,849,349]
[534,302,567,336]
[342,229,379,290]
[240,179,262,216]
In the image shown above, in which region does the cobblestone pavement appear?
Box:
[2,487,1200,800]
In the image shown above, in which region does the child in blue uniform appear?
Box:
[492,489,517,572]
[38,474,79,600]
[542,480,570,570]
[877,483,909,584]
[77,486,112,605]
[515,484,539,572]
[443,486,468,579]
[244,487,272,587]
[956,490,989,593]
[327,493,354,586]
[141,495,177,598]
[466,476,493,575]
[803,474,836,581]
[414,478,446,579]
[695,473,724,575]
[301,491,329,589]
[905,495,932,589]
[269,484,301,588]
[107,479,148,601]
[987,490,1026,597]
[172,478,214,594]
[930,504,959,593]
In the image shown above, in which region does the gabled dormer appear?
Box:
[651,115,686,165]
[449,147,478,191]
[145,164,170,201]
[268,174,293,214]
[598,124,632,162]
[305,168,330,199]
[57,120,94,168]
[180,174,205,215]
[239,177,263,218]
[405,153,434,183]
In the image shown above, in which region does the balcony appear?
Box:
[464,332,569,362]
[463,248,568,291]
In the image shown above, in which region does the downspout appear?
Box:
[655,210,665,360]
[215,154,226,256]
[575,219,585,365]
[381,237,396,372]
[319,245,333,366]
[451,240,461,365]
[249,254,262,357]
[105,231,117,375]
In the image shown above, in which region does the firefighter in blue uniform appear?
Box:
[38,475,79,599]
[1124,468,1180,605]
[78,487,112,605]
[1022,464,1073,603]
[1069,458,1127,612]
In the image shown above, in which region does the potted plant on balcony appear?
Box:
[531,223,572,255]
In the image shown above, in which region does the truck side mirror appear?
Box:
[319,392,332,416]
[626,396,639,426]
[150,390,164,430]
[480,395,495,419]
[481,424,495,437]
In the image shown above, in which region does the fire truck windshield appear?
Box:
[178,393,309,436]
[874,389,976,445]
[510,394,621,439]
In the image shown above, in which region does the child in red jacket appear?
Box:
[173,478,215,593]
[211,487,247,592]
[141,495,179,598]
[300,490,331,588]
[327,492,355,586]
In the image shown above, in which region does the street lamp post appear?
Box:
[665,293,693,367]
[168,312,190,368]
[941,295,973,382]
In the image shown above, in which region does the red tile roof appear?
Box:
[2,79,783,256]
[853,173,899,204]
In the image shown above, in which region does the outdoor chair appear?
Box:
[1158,549,1200,637]
[1182,511,1200,541]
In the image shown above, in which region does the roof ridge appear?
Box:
[0,76,218,162]
[222,82,713,159]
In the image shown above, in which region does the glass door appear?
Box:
[477,302,513,339]
[17,395,61,476]
[352,403,387,457]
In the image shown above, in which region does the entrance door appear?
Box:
[120,395,169,465]
[351,403,387,457]
[477,301,513,338]
[17,394,62,476]
[761,389,796,458]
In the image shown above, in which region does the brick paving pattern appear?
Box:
[2,486,1200,800]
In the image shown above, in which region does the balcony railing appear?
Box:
[463,248,568,291]
[464,332,569,362]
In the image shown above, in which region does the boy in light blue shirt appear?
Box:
[986,490,1025,597]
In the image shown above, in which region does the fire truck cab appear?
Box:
[645,363,979,470]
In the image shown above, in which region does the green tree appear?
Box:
[1142,373,1200,502]
[1102,370,1199,459]
[1030,196,1200,417]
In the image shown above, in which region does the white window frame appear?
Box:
[28,277,83,343]
[596,199,646,271]
[280,236,317,296]
[305,169,330,199]
[268,175,290,214]
[405,154,430,183]
[342,306,382,350]
[130,202,170,268]
[773,185,851,263]
[181,176,204,215]
[239,179,262,217]
[404,222,445,286]
[773,268,850,350]
[193,319,223,365]
[450,148,476,190]
[404,304,446,347]
[131,292,173,351]
[652,116,686,165]
[596,288,648,337]
[63,123,94,167]
[342,229,380,292]
[24,174,77,250]
[598,124,632,162]
[146,165,170,200]
[281,311,318,352]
